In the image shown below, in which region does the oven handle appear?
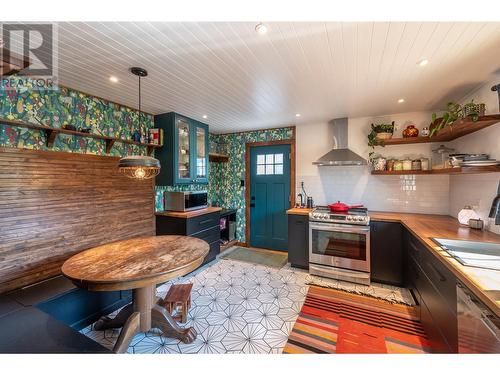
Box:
[309,222,370,234]
[310,263,371,280]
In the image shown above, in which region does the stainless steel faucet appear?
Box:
[489,180,500,225]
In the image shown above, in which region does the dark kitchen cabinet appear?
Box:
[156,212,220,266]
[288,214,309,269]
[154,112,209,186]
[370,221,403,286]
[405,233,458,353]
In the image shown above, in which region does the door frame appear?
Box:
[245,131,296,247]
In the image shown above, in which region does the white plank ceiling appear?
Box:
[5,22,500,133]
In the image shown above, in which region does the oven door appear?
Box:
[309,221,370,272]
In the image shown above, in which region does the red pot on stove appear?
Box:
[328,201,364,212]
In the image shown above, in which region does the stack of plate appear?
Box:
[460,160,500,166]
[449,153,499,167]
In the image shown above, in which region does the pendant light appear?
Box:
[118,67,160,179]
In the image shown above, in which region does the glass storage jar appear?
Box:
[432,144,455,169]
[402,159,412,171]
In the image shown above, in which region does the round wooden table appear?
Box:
[61,235,209,353]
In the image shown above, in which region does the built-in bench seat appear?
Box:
[0,276,132,353]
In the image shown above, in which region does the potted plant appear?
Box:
[368,122,394,147]
[430,101,463,137]
[367,122,394,166]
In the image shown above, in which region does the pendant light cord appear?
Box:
[138,75,141,129]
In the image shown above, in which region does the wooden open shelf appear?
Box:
[209,152,229,162]
[376,114,500,146]
[371,165,500,175]
[0,119,162,155]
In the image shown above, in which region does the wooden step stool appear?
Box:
[160,284,193,323]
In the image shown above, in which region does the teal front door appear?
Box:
[249,144,291,251]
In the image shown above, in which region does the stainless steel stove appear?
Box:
[309,206,370,226]
[308,206,371,285]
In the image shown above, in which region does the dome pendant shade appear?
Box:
[118,155,160,179]
[118,66,159,180]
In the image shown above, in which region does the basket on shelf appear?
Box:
[375,132,393,141]
[463,102,486,118]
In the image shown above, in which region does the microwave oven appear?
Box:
[164,191,208,212]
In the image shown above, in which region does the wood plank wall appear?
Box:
[0,147,155,293]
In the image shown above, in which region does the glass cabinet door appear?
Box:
[176,118,191,180]
[195,125,207,181]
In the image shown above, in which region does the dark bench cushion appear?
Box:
[0,307,110,353]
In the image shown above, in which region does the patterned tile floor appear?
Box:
[81,251,413,354]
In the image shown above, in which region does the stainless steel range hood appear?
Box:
[312,118,367,166]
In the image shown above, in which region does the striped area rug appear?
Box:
[283,286,432,354]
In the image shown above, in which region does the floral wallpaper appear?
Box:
[0,78,154,156]
[155,128,294,243]
[207,127,294,243]
[1,78,294,244]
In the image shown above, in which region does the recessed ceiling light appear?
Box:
[398,98,405,103]
[417,59,429,67]
[202,115,208,119]
[255,23,268,35]
[295,113,301,117]
[109,76,118,83]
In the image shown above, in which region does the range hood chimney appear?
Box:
[312,118,367,166]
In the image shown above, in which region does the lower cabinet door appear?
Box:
[415,262,456,353]
[370,221,403,286]
[287,215,309,269]
[419,298,451,353]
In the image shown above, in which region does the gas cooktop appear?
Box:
[309,206,370,225]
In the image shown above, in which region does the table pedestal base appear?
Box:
[93,285,197,353]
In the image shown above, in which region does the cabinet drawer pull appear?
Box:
[428,262,446,282]
[199,219,213,225]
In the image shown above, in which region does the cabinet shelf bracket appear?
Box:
[45,128,59,148]
[105,139,116,154]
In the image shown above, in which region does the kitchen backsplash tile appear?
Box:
[297,167,450,214]
[449,173,500,235]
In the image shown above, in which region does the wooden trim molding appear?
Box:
[244,137,296,246]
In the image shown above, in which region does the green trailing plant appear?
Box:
[367,122,394,165]
[367,122,394,146]
[430,101,463,137]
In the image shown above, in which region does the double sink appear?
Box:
[433,238,500,272]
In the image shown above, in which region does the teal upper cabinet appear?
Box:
[154,112,209,185]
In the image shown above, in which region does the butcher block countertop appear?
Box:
[286,207,313,215]
[371,211,500,317]
[287,207,500,316]
[156,206,222,218]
